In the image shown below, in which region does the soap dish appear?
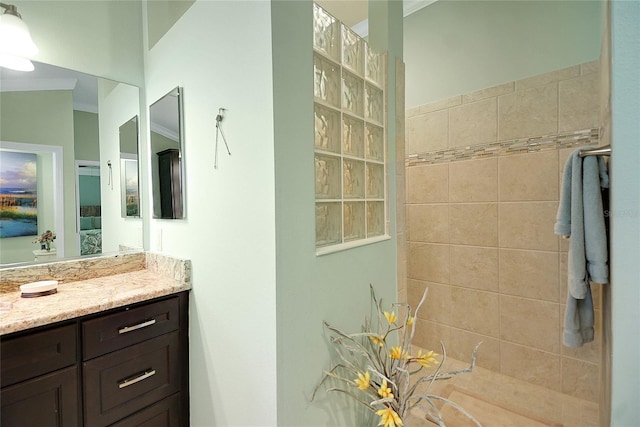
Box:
[20,280,58,298]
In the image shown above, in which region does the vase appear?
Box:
[40,243,46,250]
[45,241,51,251]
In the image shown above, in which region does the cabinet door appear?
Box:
[1,366,79,427]
[108,393,180,427]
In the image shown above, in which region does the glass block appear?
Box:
[366,163,385,199]
[315,104,341,153]
[342,70,364,117]
[366,45,383,86]
[365,83,384,124]
[344,202,365,241]
[343,159,365,199]
[313,3,340,61]
[342,24,363,76]
[316,202,342,247]
[365,123,384,161]
[367,201,385,237]
[314,54,340,108]
[342,114,364,158]
[315,154,341,199]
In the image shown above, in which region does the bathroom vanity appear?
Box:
[0,252,191,427]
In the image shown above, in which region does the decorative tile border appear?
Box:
[406,128,599,166]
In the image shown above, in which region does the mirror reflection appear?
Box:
[150,87,184,219]
[0,61,143,265]
[119,116,140,218]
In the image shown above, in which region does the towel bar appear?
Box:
[579,144,611,157]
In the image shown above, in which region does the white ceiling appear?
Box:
[0,61,98,113]
[315,0,438,36]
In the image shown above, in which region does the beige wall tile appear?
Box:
[449,98,497,147]
[499,202,559,251]
[580,60,600,76]
[406,110,448,154]
[561,358,600,402]
[450,158,498,202]
[407,242,449,284]
[462,82,515,103]
[406,164,448,204]
[450,245,499,292]
[498,84,558,141]
[413,319,450,352]
[407,106,420,118]
[559,73,600,132]
[499,151,559,201]
[516,65,580,90]
[450,203,498,246]
[449,328,500,372]
[500,295,560,353]
[418,95,462,114]
[562,308,602,364]
[407,204,449,243]
[407,279,451,324]
[499,249,559,302]
[500,342,561,391]
[450,287,500,337]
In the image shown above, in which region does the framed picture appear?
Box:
[0,150,38,238]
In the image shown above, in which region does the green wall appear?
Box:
[73,110,100,161]
[272,1,401,424]
[609,1,640,424]
[0,90,76,262]
[404,0,604,107]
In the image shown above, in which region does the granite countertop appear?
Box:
[0,252,191,336]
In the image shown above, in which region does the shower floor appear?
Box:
[406,356,599,427]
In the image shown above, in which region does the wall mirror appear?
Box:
[150,87,184,219]
[0,61,143,266]
[119,116,140,218]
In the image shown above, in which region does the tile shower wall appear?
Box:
[405,61,602,402]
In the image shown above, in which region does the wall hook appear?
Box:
[107,160,113,190]
[215,108,231,169]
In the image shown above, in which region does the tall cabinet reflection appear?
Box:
[150,87,184,219]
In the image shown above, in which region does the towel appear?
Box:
[555,148,609,347]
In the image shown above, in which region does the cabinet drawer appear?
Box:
[83,332,180,427]
[83,297,179,360]
[108,393,181,427]
[1,324,77,387]
[1,365,79,427]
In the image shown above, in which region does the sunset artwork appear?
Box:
[0,151,38,238]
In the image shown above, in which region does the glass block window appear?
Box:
[313,3,387,253]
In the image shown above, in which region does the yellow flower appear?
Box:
[370,335,384,347]
[376,407,403,427]
[407,316,414,327]
[354,371,370,390]
[389,346,407,360]
[416,350,439,368]
[377,379,394,399]
[384,311,397,324]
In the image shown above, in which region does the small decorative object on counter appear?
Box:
[33,229,56,251]
[313,285,481,427]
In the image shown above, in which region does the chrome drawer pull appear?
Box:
[118,369,156,389]
[118,319,156,334]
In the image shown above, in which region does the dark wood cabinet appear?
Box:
[0,292,189,427]
[157,149,182,219]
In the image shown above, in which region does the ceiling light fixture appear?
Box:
[0,2,38,71]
